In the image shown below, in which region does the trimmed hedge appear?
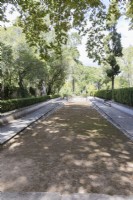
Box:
[91,90,112,100]
[90,87,133,107]
[51,94,61,99]
[113,88,133,106]
[0,95,61,113]
[0,95,51,113]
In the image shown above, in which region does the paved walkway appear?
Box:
[0,99,64,144]
[89,97,133,141]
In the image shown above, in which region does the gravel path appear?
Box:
[0,101,133,195]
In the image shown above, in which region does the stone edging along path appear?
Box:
[0,192,133,200]
[0,100,64,144]
[94,97,133,116]
[0,98,62,125]
[89,97,133,141]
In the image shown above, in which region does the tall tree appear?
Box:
[13,0,101,60]
[0,42,14,98]
[86,0,122,91]
[104,0,122,90]
[126,0,133,29]
[0,27,47,98]
[118,46,133,87]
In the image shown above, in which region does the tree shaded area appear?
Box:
[0,102,133,194]
[0,27,83,99]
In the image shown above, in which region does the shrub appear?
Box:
[51,94,61,99]
[29,87,36,97]
[90,87,133,107]
[113,87,133,106]
[93,90,112,100]
[89,90,97,97]
[0,95,50,113]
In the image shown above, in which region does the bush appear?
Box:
[90,87,133,107]
[89,90,97,97]
[113,87,133,106]
[29,87,36,97]
[51,94,61,99]
[91,90,112,100]
[0,95,50,113]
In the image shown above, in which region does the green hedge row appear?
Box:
[0,95,61,113]
[113,88,133,106]
[90,90,112,100]
[90,87,133,107]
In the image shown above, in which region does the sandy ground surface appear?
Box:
[0,101,133,195]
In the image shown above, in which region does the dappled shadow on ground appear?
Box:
[0,102,133,195]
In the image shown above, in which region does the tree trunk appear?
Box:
[18,73,25,97]
[72,77,75,93]
[111,76,114,90]
[1,81,5,99]
[47,84,52,95]
[111,76,115,100]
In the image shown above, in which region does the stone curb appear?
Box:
[94,97,133,117]
[0,102,64,144]
[0,193,133,200]
[89,98,133,141]
[0,98,61,125]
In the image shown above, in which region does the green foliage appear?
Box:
[106,0,121,28]
[29,87,36,97]
[117,46,133,87]
[86,5,106,64]
[10,0,101,59]
[50,94,61,99]
[0,95,50,113]
[91,89,112,100]
[60,65,108,96]
[86,0,122,91]
[113,88,133,106]
[0,27,80,98]
[0,41,15,98]
[126,0,133,29]
[0,30,47,99]
[91,87,133,107]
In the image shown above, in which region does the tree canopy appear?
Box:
[1,0,133,99]
[86,0,123,90]
[0,26,82,99]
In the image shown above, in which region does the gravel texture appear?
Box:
[0,101,133,195]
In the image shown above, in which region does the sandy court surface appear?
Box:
[0,101,133,195]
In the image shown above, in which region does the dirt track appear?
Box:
[0,101,133,195]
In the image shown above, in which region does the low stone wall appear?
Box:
[0,98,61,125]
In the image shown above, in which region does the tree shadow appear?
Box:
[0,102,133,195]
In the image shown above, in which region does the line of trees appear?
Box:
[86,0,123,91]
[1,0,133,100]
[0,27,80,99]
